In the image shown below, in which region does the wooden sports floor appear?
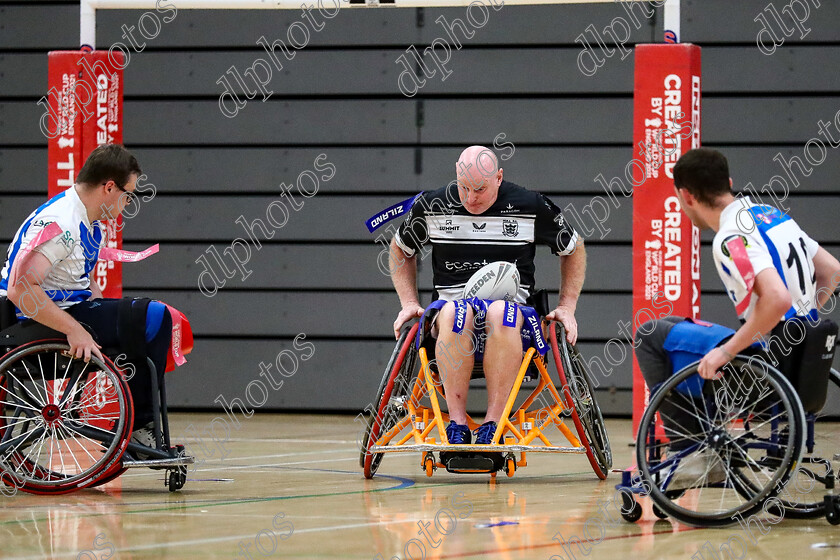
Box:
[2,414,839,559]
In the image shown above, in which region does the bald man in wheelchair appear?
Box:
[388,145,586,449]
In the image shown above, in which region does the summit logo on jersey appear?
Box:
[439,219,460,233]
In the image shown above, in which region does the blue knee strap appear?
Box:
[145,301,166,343]
[417,298,547,356]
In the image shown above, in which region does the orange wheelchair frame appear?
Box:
[360,311,612,480]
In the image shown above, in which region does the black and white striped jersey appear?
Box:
[393,180,579,302]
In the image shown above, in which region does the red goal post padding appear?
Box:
[46,51,124,298]
[632,44,701,434]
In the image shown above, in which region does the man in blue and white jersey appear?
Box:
[0,144,171,442]
[635,148,840,486]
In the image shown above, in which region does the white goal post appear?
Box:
[81,0,679,49]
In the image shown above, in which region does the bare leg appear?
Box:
[483,301,524,424]
[435,302,475,425]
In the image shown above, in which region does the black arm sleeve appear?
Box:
[393,194,429,257]
[535,193,579,256]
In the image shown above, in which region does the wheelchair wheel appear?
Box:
[0,340,132,495]
[550,323,612,480]
[362,323,419,479]
[776,368,840,518]
[637,357,805,527]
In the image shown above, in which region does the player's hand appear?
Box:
[547,306,578,345]
[67,323,103,363]
[393,304,424,339]
[697,347,731,380]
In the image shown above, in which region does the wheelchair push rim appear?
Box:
[362,323,419,479]
[0,340,131,495]
[636,357,805,527]
[550,323,612,480]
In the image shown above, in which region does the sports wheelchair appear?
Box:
[0,296,195,495]
[617,320,840,527]
[359,290,612,480]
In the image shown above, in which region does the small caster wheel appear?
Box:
[168,469,186,492]
[505,454,516,478]
[652,503,668,519]
[620,493,643,523]
[423,453,435,477]
[825,496,840,525]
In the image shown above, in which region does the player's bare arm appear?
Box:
[697,268,791,380]
[813,246,840,309]
[6,250,102,363]
[547,236,586,344]
[89,277,103,300]
[389,237,424,339]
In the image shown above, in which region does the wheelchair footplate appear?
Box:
[441,452,506,474]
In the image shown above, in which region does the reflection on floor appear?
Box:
[0,414,837,560]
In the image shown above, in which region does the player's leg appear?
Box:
[482,300,524,430]
[65,298,171,432]
[634,315,683,388]
[435,301,475,442]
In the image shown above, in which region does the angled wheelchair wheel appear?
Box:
[775,368,840,518]
[637,357,805,527]
[0,340,132,495]
[550,323,612,480]
[362,323,419,479]
[84,366,136,489]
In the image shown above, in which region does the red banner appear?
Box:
[47,51,124,298]
[632,44,702,433]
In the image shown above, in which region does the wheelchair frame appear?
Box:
[360,313,612,480]
[617,354,840,527]
[0,297,194,495]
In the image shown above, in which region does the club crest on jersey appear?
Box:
[721,235,749,259]
[502,220,519,238]
[827,335,836,353]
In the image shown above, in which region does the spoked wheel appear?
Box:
[362,323,419,479]
[0,340,132,495]
[550,323,612,480]
[637,357,805,527]
[774,368,840,518]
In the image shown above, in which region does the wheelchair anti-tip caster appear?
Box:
[504,453,516,478]
[423,452,435,477]
[652,502,668,520]
[621,493,643,523]
[166,446,189,492]
[825,495,840,525]
[167,467,187,492]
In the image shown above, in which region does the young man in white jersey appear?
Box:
[0,144,173,449]
[635,147,840,486]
